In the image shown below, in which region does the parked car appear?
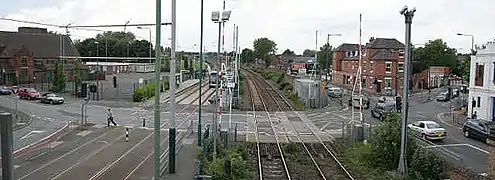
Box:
[462,119,495,144]
[370,102,397,121]
[328,87,343,98]
[377,96,396,103]
[0,86,12,95]
[436,91,449,101]
[408,120,447,141]
[18,88,41,100]
[40,93,65,104]
[348,95,370,109]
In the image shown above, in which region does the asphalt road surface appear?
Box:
[312,86,489,174]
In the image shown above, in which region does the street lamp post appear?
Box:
[457,33,475,55]
[168,0,178,174]
[211,10,232,162]
[398,5,416,176]
[153,0,163,177]
[137,27,153,63]
[95,41,100,101]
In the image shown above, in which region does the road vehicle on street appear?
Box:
[377,96,396,103]
[40,93,65,104]
[349,95,370,109]
[18,88,40,100]
[408,120,447,141]
[0,86,12,95]
[328,87,343,98]
[370,102,397,121]
[436,91,450,101]
[462,119,495,144]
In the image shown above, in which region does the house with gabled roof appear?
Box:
[0,27,88,85]
[332,37,405,95]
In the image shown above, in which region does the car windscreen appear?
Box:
[46,94,57,97]
[426,123,442,129]
[28,89,38,93]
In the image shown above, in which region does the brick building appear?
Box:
[332,37,405,95]
[0,27,88,85]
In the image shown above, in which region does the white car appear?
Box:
[408,120,447,140]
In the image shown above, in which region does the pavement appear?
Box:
[0,78,204,159]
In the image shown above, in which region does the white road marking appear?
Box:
[49,141,64,148]
[464,144,489,154]
[20,130,45,140]
[76,130,93,137]
[424,143,466,148]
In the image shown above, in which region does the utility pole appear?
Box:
[198,0,204,146]
[168,0,177,174]
[153,0,162,178]
[398,5,416,176]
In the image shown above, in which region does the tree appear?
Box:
[282,49,296,56]
[412,39,457,74]
[253,38,277,67]
[302,49,315,57]
[317,43,333,70]
[74,31,153,61]
[72,59,83,93]
[241,48,254,63]
[52,60,66,93]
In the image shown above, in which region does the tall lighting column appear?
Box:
[137,27,153,63]
[398,5,416,176]
[198,0,204,146]
[168,0,178,174]
[153,0,162,178]
[211,10,232,161]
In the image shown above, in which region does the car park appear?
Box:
[462,119,495,144]
[0,86,12,95]
[40,93,65,104]
[408,120,447,141]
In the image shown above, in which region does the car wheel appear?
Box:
[422,134,427,140]
[379,115,384,121]
[50,100,54,105]
[464,130,469,138]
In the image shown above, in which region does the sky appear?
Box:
[0,0,493,54]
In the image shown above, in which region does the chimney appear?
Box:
[18,27,48,34]
[369,37,375,43]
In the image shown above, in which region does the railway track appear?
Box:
[245,68,354,180]
[247,74,290,180]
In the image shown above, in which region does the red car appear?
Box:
[18,88,41,100]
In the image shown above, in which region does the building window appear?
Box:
[399,50,405,58]
[475,63,484,86]
[385,62,392,73]
[477,96,481,107]
[398,62,404,72]
[21,56,28,67]
[362,77,366,87]
[493,62,495,83]
[384,77,392,87]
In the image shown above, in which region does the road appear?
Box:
[309,86,489,174]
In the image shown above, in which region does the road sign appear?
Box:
[138,78,144,84]
[227,82,235,88]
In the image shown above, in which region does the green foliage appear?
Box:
[253,38,277,67]
[342,112,446,180]
[281,49,296,56]
[132,80,169,102]
[74,31,155,59]
[51,60,66,93]
[302,49,316,57]
[317,44,333,70]
[412,39,458,74]
[241,48,255,63]
[368,112,417,170]
[408,148,446,180]
[254,68,305,110]
[201,138,255,180]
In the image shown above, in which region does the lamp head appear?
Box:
[221,11,232,21]
[211,11,220,22]
[399,5,408,15]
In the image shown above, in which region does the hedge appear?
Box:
[133,80,169,102]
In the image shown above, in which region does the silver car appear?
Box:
[436,91,449,101]
[328,87,343,98]
[40,93,65,104]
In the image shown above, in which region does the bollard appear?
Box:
[142,118,145,127]
[125,128,129,142]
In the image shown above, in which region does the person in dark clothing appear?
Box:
[107,108,117,127]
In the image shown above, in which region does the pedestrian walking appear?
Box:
[107,108,117,127]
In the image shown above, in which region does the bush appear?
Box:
[132,80,169,102]
[408,148,446,180]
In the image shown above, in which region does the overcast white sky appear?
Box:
[0,0,493,54]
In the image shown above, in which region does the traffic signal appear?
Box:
[113,76,117,88]
[89,84,97,93]
[396,96,402,112]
